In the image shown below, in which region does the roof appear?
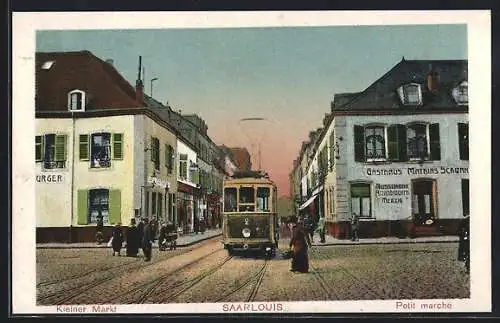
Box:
[36,50,143,112]
[333,59,468,113]
[228,147,252,171]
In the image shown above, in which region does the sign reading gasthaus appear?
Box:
[366,166,469,176]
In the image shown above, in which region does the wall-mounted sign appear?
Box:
[147,176,169,189]
[375,184,409,204]
[36,174,64,183]
[366,166,469,177]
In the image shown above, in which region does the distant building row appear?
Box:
[289,58,469,238]
[35,50,252,242]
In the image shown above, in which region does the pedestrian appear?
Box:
[304,216,315,243]
[289,222,312,273]
[350,213,360,241]
[95,212,104,244]
[137,217,145,245]
[316,216,326,243]
[158,222,167,251]
[457,215,470,273]
[126,218,139,257]
[111,223,124,256]
[142,218,153,262]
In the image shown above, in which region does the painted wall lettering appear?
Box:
[36,174,64,183]
[366,166,469,177]
[375,184,409,203]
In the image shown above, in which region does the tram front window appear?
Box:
[257,187,270,212]
[239,187,255,212]
[224,187,237,212]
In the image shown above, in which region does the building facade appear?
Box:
[292,58,469,238]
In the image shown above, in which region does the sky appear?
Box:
[36,25,467,197]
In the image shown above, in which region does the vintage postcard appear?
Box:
[11,10,491,314]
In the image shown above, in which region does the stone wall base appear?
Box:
[325,218,463,239]
[36,226,132,243]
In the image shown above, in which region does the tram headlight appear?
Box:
[242,227,251,238]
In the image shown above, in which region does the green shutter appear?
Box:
[112,133,123,160]
[429,123,441,161]
[77,190,89,225]
[35,136,42,162]
[354,125,365,162]
[55,134,67,162]
[388,125,398,161]
[108,189,122,225]
[79,134,89,161]
[192,170,199,184]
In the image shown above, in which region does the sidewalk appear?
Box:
[309,234,458,246]
[36,228,222,249]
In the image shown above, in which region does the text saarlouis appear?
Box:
[223,303,283,312]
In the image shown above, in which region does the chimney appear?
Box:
[427,70,440,92]
[135,56,144,104]
[105,59,114,66]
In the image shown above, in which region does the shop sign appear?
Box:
[366,166,469,177]
[375,184,409,204]
[147,176,169,189]
[36,173,64,183]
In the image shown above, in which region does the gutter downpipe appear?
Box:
[69,112,76,243]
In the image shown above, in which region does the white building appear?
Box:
[176,139,199,233]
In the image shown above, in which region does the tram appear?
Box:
[221,170,279,257]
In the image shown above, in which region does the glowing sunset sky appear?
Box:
[36,24,467,197]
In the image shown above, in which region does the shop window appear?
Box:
[179,154,188,180]
[239,187,255,212]
[411,179,437,226]
[350,183,371,218]
[35,134,67,169]
[458,123,469,160]
[462,179,470,216]
[157,192,163,221]
[88,189,109,224]
[224,187,237,212]
[152,192,157,217]
[256,187,270,212]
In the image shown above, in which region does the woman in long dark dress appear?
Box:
[289,222,312,273]
[111,223,124,256]
[126,219,139,257]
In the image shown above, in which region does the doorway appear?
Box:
[411,179,437,227]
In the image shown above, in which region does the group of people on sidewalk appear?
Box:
[97,215,177,262]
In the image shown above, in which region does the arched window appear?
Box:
[397,83,422,106]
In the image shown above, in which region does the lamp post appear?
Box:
[150,77,158,97]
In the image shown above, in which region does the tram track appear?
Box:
[39,247,222,305]
[213,259,269,303]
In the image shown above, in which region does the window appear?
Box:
[224,187,237,212]
[35,134,67,169]
[354,124,440,162]
[256,187,270,212]
[461,179,470,216]
[364,126,386,160]
[458,123,469,160]
[90,133,111,168]
[412,179,437,226]
[165,144,174,174]
[397,83,422,106]
[179,154,188,180]
[89,189,109,224]
[151,137,160,171]
[239,187,255,212]
[452,81,468,105]
[407,123,429,160]
[152,192,157,217]
[351,183,371,218]
[68,89,86,112]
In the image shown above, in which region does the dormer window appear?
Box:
[68,89,86,112]
[397,83,422,106]
[452,81,468,105]
[41,61,55,70]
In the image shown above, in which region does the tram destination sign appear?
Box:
[366,166,469,176]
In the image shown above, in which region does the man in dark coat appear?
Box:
[289,222,312,273]
[95,212,104,244]
[137,218,145,245]
[142,218,153,261]
[126,218,139,257]
[457,215,470,273]
[111,223,124,256]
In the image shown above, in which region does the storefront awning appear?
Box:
[298,194,318,211]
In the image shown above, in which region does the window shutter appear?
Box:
[79,134,89,161]
[429,123,441,161]
[55,134,67,161]
[165,144,169,167]
[108,189,122,225]
[35,136,43,162]
[458,123,469,160]
[192,170,199,185]
[77,190,89,225]
[150,136,155,162]
[354,125,365,162]
[112,133,123,160]
[157,139,161,167]
[397,125,407,161]
[387,125,398,161]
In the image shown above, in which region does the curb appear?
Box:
[310,239,459,247]
[36,233,222,249]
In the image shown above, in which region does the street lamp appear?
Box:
[150,77,159,97]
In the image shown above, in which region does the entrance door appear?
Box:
[411,180,436,226]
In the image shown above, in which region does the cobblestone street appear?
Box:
[37,238,470,305]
